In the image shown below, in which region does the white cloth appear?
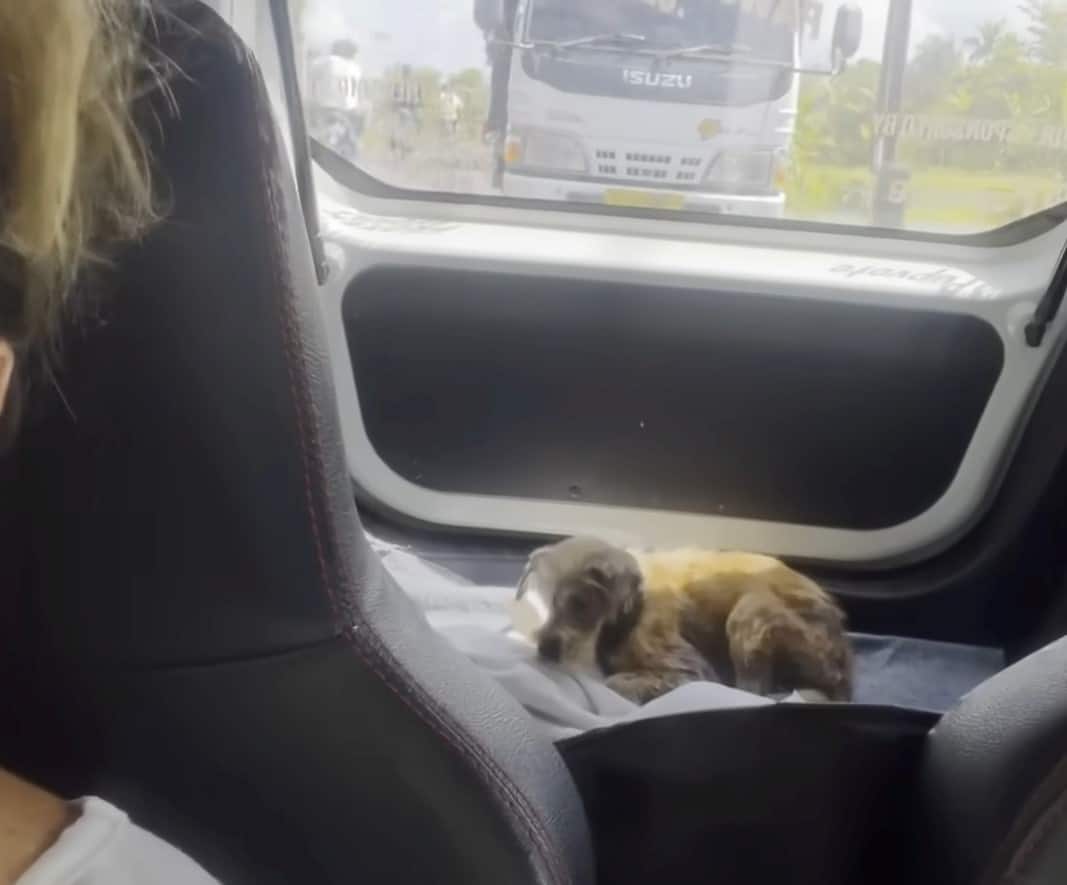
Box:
[368,535,1004,740]
[17,797,219,885]
[369,537,784,741]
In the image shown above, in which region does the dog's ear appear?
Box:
[618,567,642,619]
[583,563,611,591]
[617,554,644,614]
[596,562,645,658]
[584,552,640,599]
[516,547,550,600]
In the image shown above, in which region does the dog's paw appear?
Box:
[605,672,660,704]
[794,688,833,703]
[606,671,694,705]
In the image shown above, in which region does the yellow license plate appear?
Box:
[603,188,685,210]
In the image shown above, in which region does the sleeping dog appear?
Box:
[517,536,852,704]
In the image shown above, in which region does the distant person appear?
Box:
[308,38,365,157]
[391,64,424,117]
[389,65,424,158]
[440,86,464,136]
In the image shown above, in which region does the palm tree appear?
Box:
[907,35,962,110]
[1021,0,1067,66]
[965,20,1007,62]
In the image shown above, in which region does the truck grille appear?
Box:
[593,146,706,184]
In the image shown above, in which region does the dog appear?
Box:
[517,536,852,704]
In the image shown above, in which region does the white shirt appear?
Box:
[440,92,463,123]
[16,797,219,885]
[309,56,363,112]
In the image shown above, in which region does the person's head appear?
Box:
[0,0,157,451]
[331,38,358,59]
[401,64,413,77]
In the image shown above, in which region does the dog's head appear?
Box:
[517,536,643,670]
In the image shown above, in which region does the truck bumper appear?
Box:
[501,172,786,219]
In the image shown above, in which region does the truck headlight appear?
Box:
[704,149,782,191]
[505,128,588,174]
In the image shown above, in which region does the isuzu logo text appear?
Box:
[622,70,694,89]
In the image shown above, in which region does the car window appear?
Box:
[291,0,1067,236]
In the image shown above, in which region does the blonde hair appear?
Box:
[0,0,157,348]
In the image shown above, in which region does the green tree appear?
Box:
[793,77,832,166]
[790,61,880,170]
[1021,0,1067,65]
[906,36,962,111]
[823,60,880,165]
[965,20,1008,62]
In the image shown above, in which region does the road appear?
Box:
[352,131,500,197]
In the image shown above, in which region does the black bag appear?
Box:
[559,704,937,885]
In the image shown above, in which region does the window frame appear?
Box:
[311,140,1067,250]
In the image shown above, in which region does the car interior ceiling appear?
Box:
[1,1,1067,885]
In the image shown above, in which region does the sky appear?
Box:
[300,0,1046,77]
[884,0,1031,57]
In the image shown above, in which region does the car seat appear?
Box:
[0,3,592,883]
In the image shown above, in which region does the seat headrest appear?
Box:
[2,9,594,883]
[12,0,349,664]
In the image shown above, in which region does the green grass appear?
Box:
[786,164,1067,232]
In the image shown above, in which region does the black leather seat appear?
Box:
[0,4,591,883]
[922,634,1067,885]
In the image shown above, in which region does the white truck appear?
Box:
[490,0,861,217]
[307,41,367,160]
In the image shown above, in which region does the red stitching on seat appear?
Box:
[239,47,574,885]
[1000,772,1067,884]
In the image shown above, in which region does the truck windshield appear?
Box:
[526,0,796,62]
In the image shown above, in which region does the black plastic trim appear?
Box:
[1026,232,1067,347]
[268,0,328,284]
[345,266,1003,532]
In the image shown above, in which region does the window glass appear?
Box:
[293,0,1067,235]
